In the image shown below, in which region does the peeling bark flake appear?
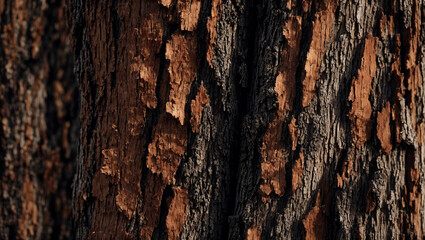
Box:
[132,2,164,110]
[166,187,189,240]
[301,0,338,107]
[146,114,188,185]
[377,102,392,154]
[348,35,378,148]
[177,0,201,31]
[165,33,198,125]
[288,117,299,151]
[190,85,210,133]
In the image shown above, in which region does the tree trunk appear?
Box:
[70,0,425,239]
[0,1,78,239]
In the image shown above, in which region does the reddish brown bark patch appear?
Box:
[259,16,302,199]
[165,33,198,125]
[291,152,304,194]
[301,0,338,107]
[190,85,210,133]
[377,102,392,154]
[166,187,189,240]
[206,0,222,67]
[177,0,201,31]
[146,114,188,185]
[303,193,328,240]
[348,35,378,148]
[277,16,302,113]
[131,1,165,110]
[246,226,262,240]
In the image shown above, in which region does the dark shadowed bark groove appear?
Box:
[0,1,78,239]
[70,0,425,239]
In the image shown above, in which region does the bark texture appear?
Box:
[0,0,78,239]
[70,0,425,239]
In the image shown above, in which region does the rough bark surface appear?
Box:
[0,0,78,239]
[70,0,425,239]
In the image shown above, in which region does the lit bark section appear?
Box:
[348,35,377,148]
[301,0,338,107]
[190,85,210,133]
[246,226,262,240]
[206,0,222,66]
[377,102,392,154]
[166,187,189,240]
[165,33,198,125]
[259,16,301,198]
[159,0,172,8]
[177,0,201,31]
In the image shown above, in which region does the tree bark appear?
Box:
[70,0,425,239]
[0,1,78,239]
